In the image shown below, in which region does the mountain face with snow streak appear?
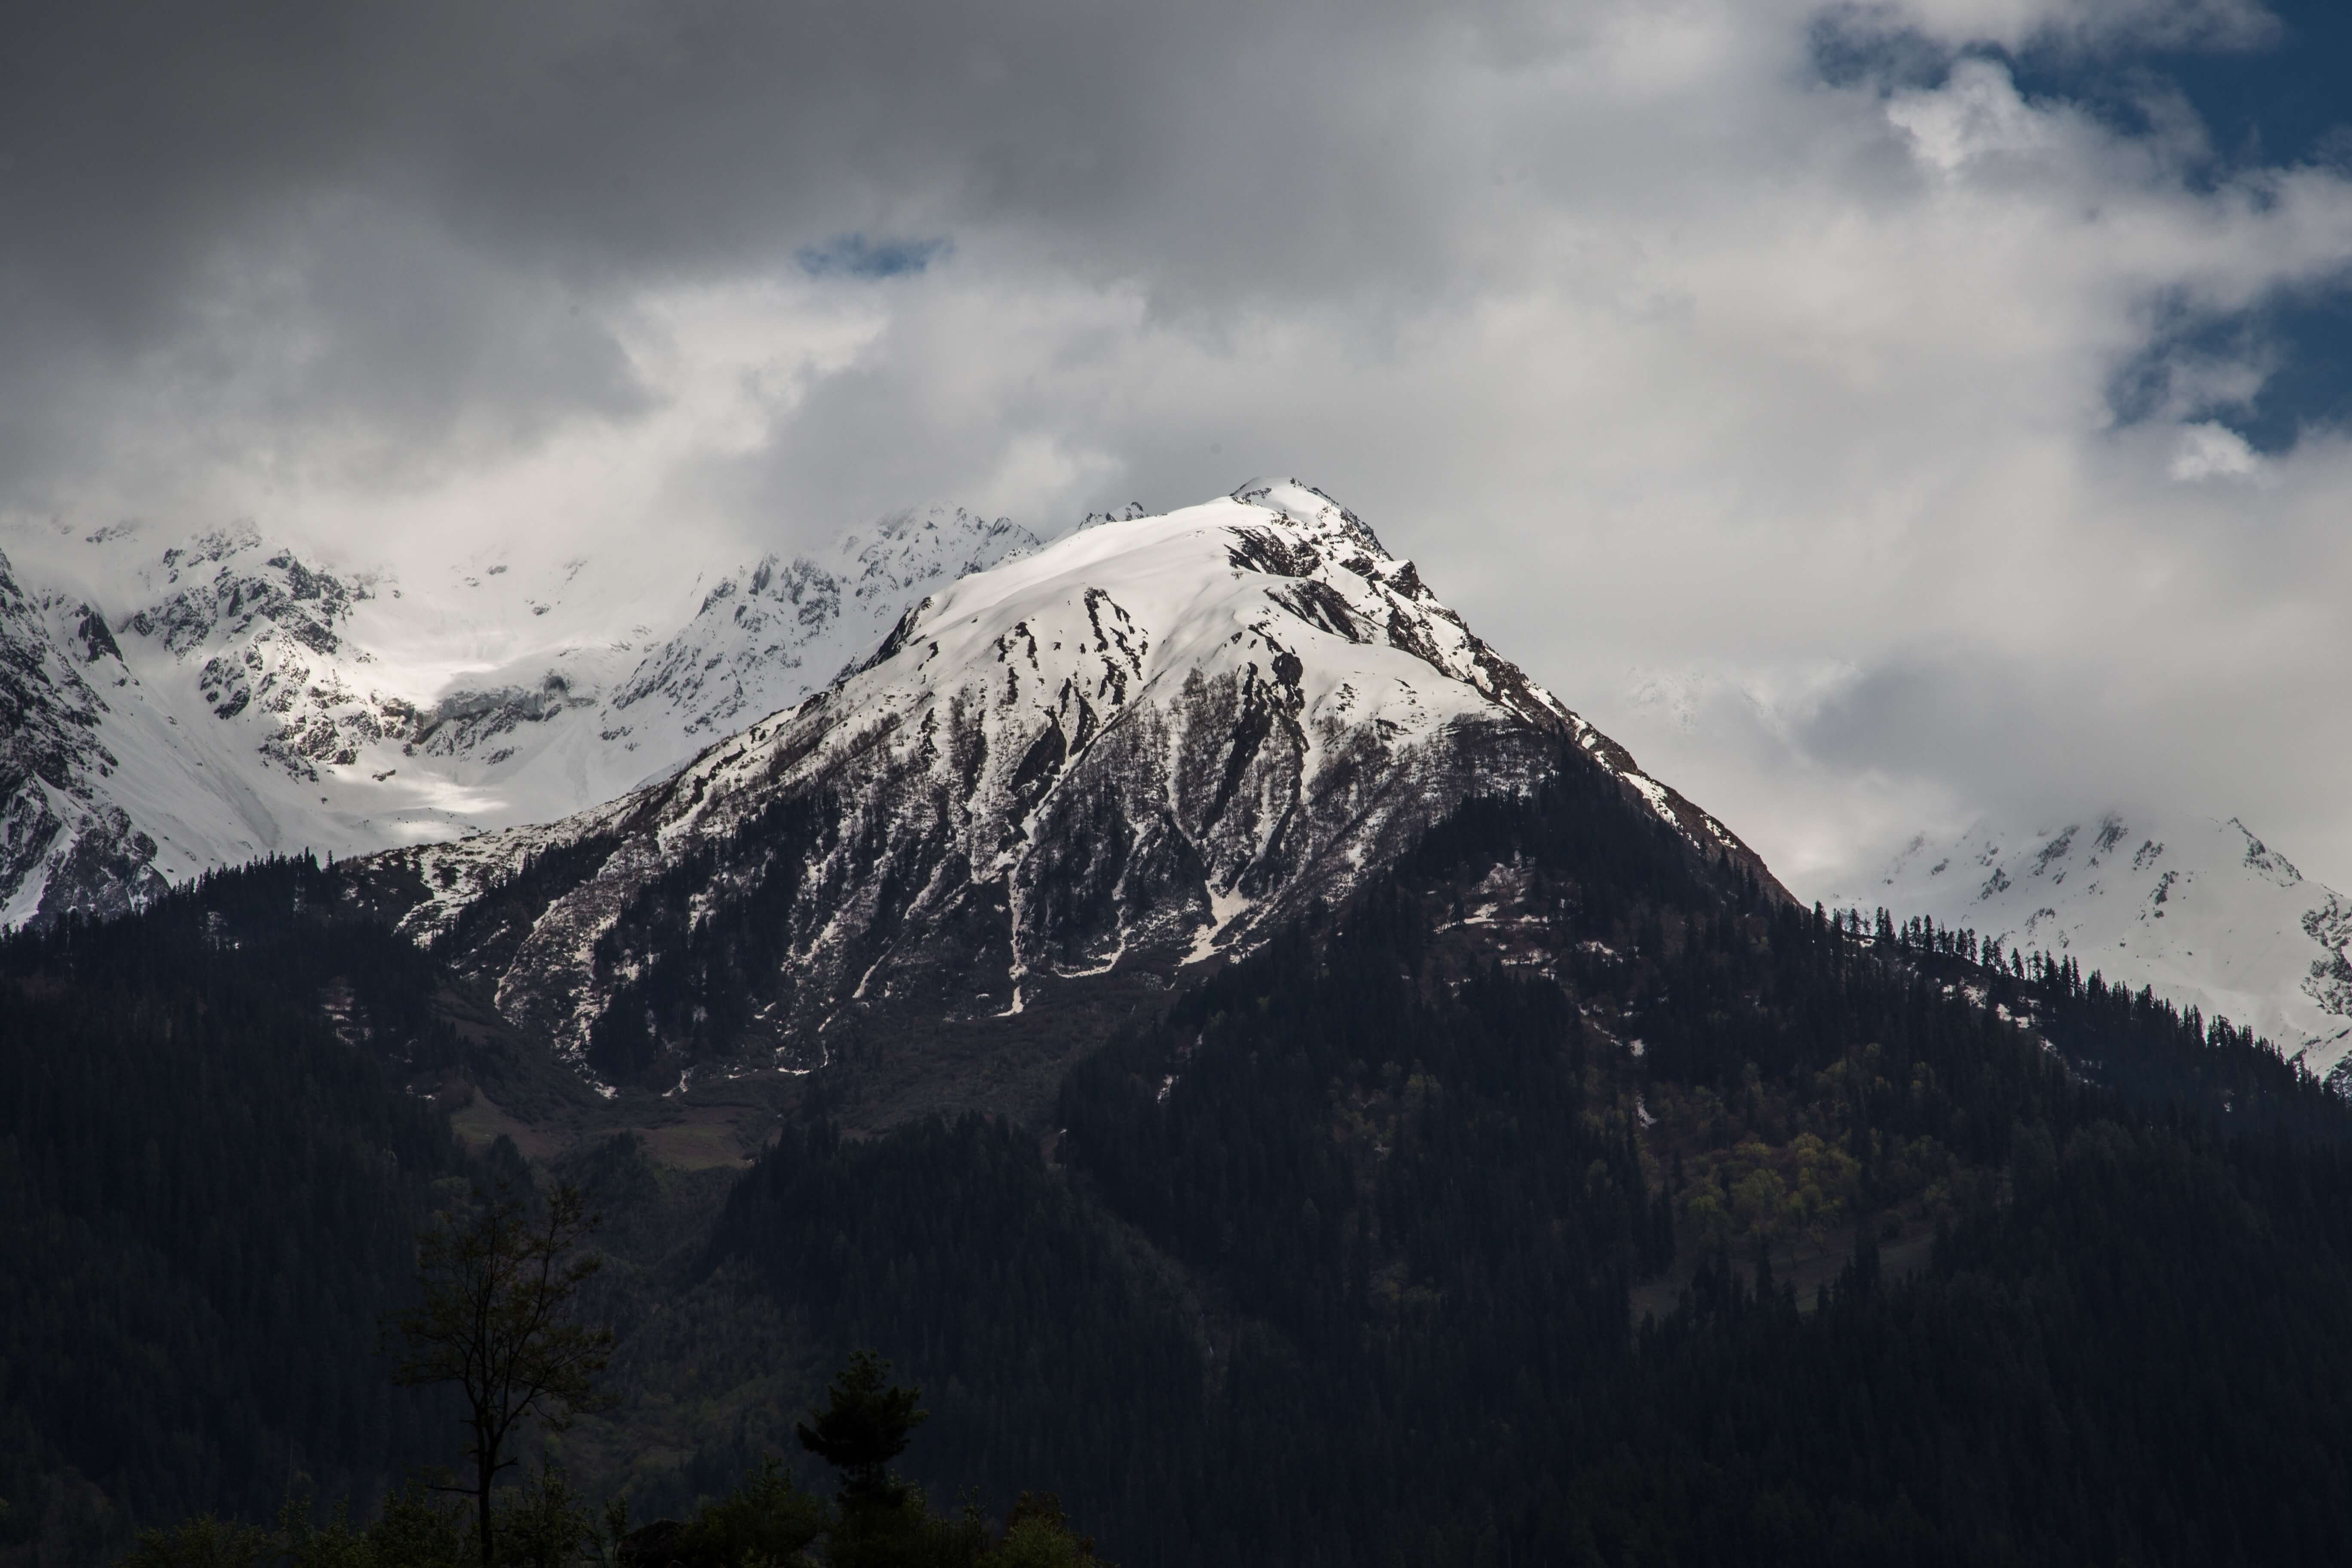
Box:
[585,508,1041,767]
[0,551,166,922]
[0,506,1037,927]
[347,481,1776,1093]
[1832,810,2352,1086]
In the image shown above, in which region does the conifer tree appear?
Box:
[796,1352,928,1512]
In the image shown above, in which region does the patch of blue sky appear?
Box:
[2110,290,2352,454]
[796,234,952,280]
[1814,1,2352,168]
[1816,2,2352,453]
[2036,0,2352,451]
[2000,4,2351,178]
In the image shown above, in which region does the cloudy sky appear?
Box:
[7,0,2352,893]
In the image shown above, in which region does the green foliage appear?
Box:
[1565,1118,2352,1564]
[710,757,2352,1564]
[17,753,2352,1567]
[977,1496,1106,1568]
[821,1492,987,1568]
[116,1482,470,1568]
[277,1495,376,1568]
[711,1115,1202,1540]
[492,1466,598,1568]
[365,1481,468,1568]
[608,1446,1086,1568]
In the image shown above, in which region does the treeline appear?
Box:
[116,1188,1117,1568]
[708,1115,1205,1543]
[1831,902,2340,1132]
[0,858,467,1546]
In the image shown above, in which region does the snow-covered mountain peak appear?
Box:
[596,503,1041,755]
[0,500,1041,925]
[835,504,1040,601]
[1227,478,1390,555]
[2230,818,2308,888]
[815,484,1571,788]
[128,525,371,658]
[1835,807,2352,1086]
[366,484,1773,1086]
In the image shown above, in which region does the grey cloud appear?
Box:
[1786,655,2139,820]
[2,0,1515,314]
[12,0,2352,900]
[0,0,1577,510]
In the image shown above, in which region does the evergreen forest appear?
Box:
[7,744,2352,1565]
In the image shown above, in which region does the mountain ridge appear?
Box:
[343,480,1780,1097]
[0,504,1041,926]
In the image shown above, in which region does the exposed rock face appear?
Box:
[124,525,411,779]
[31,804,167,925]
[357,482,1775,1091]
[0,546,166,925]
[602,508,1042,750]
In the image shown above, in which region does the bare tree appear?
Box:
[393,1183,614,1567]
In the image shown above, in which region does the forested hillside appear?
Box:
[0,862,470,1558]
[9,750,2352,1566]
[705,760,2352,1564]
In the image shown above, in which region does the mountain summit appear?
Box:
[354,480,1775,1096]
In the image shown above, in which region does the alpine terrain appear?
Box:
[10,480,2352,1568]
[347,480,1775,1099]
[0,505,1038,928]
[1837,810,2352,1087]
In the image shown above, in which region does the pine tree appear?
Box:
[796,1352,928,1512]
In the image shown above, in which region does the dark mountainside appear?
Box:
[0,863,469,1561]
[331,482,1782,1118]
[8,732,2352,1567]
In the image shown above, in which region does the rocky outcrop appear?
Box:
[600,506,1042,749]
[0,546,164,926]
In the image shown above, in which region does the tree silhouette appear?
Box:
[392,1183,613,1566]
[796,1351,928,1510]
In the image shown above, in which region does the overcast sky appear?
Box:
[7,0,2352,893]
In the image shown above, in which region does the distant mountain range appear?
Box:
[8,482,2352,1097]
[0,504,1040,925]
[1830,809,2352,1087]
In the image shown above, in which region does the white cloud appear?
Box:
[1886,59,2059,174]
[2168,421,2263,481]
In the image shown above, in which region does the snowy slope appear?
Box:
[1831,810,2352,1085]
[0,549,166,922]
[0,505,1038,926]
[357,480,1773,1087]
